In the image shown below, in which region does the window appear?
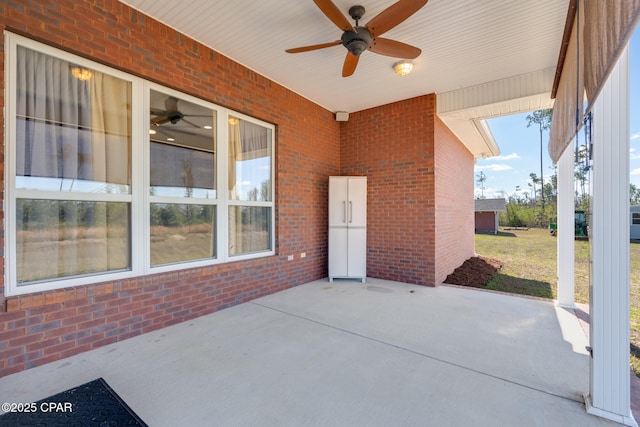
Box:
[228,116,273,256]
[13,45,133,286]
[633,213,640,225]
[6,34,275,296]
[149,89,217,266]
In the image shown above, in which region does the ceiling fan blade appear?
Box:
[151,116,170,126]
[286,41,341,54]
[180,117,201,128]
[313,0,354,32]
[150,108,167,116]
[368,38,421,59]
[366,0,428,37]
[342,52,359,77]
[152,123,208,140]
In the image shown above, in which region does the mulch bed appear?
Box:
[444,256,503,288]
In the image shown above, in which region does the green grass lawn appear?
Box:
[474,228,640,376]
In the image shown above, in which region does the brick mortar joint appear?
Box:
[4,281,127,313]
[1,257,281,313]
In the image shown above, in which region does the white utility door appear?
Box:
[348,177,367,227]
[347,227,366,277]
[328,228,348,277]
[329,177,349,227]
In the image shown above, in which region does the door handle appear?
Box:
[349,201,353,223]
[343,201,346,223]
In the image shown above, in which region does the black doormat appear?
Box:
[0,378,147,426]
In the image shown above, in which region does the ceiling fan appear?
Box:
[286,0,427,77]
[151,97,206,128]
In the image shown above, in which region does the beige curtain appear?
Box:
[15,47,131,282]
[227,118,271,255]
[229,119,242,254]
[228,120,242,200]
[16,47,131,185]
[89,73,132,185]
[583,0,640,111]
[549,0,640,163]
[549,3,583,163]
[228,118,270,200]
[89,73,131,271]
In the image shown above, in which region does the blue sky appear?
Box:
[475,27,640,199]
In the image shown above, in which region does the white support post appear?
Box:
[557,143,575,308]
[586,45,637,427]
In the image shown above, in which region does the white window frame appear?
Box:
[4,33,275,296]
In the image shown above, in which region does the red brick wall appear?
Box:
[0,0,340,377]
[434,116,475,284]
[475,212,498,232]
[340,95,437,286]
[0,2,478,377]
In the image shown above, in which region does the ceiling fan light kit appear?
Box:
[70,66,93,81]
[286,0,427,77]
[393,60,413,76]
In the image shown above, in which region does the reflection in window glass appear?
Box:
[228,117,272,201]
[16,200,130,284]
[150,203,216,266]
[150,90,216,198]
[229,206,271,255]
[16,46,132,193]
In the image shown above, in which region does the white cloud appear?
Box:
[475,187,503,198]
[475,187,533,199]
[475,164,513,172]
[631,131,640,141]
[631,168,640,176]
[631,148,640,160]
[492,152,520,161]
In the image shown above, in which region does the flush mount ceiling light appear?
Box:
[393,60,414,76]
[70,67,93,81]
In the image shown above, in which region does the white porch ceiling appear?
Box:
[119,0,567,157]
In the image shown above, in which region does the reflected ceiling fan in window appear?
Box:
[285,0,427,77]
[150,96,209,128]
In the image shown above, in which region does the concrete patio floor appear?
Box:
[0,278,623,426]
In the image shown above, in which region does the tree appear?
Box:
[546,164,558,204]
[574,144,589,202]
[476,171,487,198]
[631,183,640,205]
[529,172,540,203]
[526,109,552,208]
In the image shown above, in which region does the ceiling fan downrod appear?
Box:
[342,5,371,56]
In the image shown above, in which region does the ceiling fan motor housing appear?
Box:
[168,111,184,124]
[341,26,372,56]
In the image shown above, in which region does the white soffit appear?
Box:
[119,0,566,158]
[439,116,500,159]
[437,68,556,158]
[119,0,567,114]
